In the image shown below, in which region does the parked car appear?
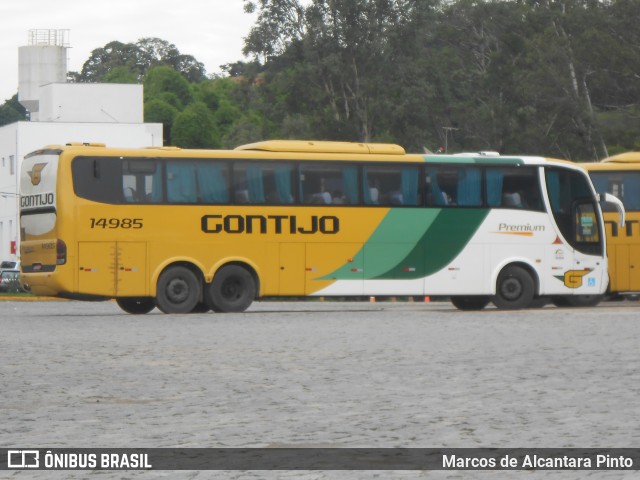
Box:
[0,270,23,293]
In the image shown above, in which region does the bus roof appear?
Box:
[26,142,581,170]
[235,140,406,155]
[602,151,640,163]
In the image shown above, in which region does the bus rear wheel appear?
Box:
[450,296,490,311]
[156,266,202,314]
[206,265,256,313]
[116,297,156,314]
[493,265,535,310]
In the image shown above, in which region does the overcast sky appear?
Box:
[0,0,258,102]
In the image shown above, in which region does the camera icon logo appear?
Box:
[7,450,40,468]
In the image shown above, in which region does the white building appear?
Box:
[0,30,162,263]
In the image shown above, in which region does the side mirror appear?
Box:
[598,192,625,227]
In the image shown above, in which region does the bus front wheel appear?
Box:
[493,265,535,310]
[156,266,202,314]
[450,296,490,311]
[116,297,156,314]
[206,265,256,313]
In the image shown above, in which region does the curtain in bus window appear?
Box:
[246,165,266,203]
[342,166,358,204]
[167,162,197,203]
[147,170,163,202]
[363,167,376,205]
[198,163,228,203]
[401,167,418,205]
[485,168,504,207]
[546,170,561,212]
[425,167,445,206]
[623,174,640,210]
[275,165,293,204]
[457,168,481,206]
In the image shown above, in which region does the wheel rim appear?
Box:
[166,278,190,303]
[501,276,523,301]
[221,277,242,301]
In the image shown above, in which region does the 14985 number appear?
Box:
[90,218,143,229]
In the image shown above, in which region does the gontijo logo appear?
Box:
[201,214,340,234]
[27,163,47,186]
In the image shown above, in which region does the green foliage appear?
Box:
[171,102,221,148]
[143,66,194,108]
[0,95,27,126]
[73,37,206,83]
[2,3,639,158]
[103,66,139,84]
[240,0,640,159]
[144,99,179,145]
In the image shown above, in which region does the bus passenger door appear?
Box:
[279,243,305,295]
[78,242,117,296]
[571,201,607,292]
[116,242,147,296]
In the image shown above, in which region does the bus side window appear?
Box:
[502,192,523,208]
[300,164,358,205]
[234,162,293,205]
[72,157,123,204]
[363,165,419,206]
[488,167,544,212]
[123,159,162,204]
[425,167,445,206]
[123,186,137,203]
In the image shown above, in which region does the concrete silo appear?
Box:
[18,29,69,120]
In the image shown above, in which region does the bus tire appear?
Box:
[155,266,202,314]
[206,265,256,313]
[552,294,603,308]
[450,296,490,311]
[492,265,535,310]
[116,297,156,314]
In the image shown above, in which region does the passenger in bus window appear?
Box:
[503,192,523,208]
[332,190,346,204]
[123,187,137,203]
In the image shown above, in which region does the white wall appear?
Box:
[38,84,144,123]
[0,125,20,263]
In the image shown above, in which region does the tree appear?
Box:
[72,38,206,84]
[243,0,441,143]
[143,66,194,108]
[76,41,145,83]
[144,99,179,145]
[0,95,27,126]
[171,102,221,148]
[103,66,139,84]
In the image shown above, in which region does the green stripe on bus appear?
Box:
[423,155,525,165]
[320,209,489,280]
[373,209,489,279]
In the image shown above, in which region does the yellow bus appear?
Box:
[586,152,640,299]
[19,141,623,313]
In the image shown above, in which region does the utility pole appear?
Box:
[442,127,459,153]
